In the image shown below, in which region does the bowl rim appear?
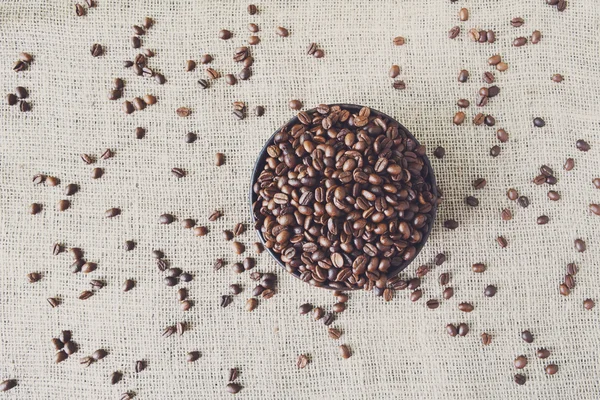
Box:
[249,103,438,290]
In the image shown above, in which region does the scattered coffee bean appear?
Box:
[186,351,200,362]
[171,167,186,178]
[537,348,550,359]
[559,283,570,296]
[574,238,586,252]
[393,36,405,46]
[226,383,242,394]
[247,4,257,14]
[433,146,445,159]
[458,69,469,83]
[443,287,454,299]
[583,299,595,310]
[219,29,232,40]
[457,323,469,336]
[514,374,526,385]
[176,107,191,117]
[289,99,302,110]
[517,196,530,208]
[466,196,479,207]
[513,37,527,47]
[472,263,486,273]
[90,44,103,57]
[453,111,465,125]
[531,30,542,44]
[521,330,533,343]
[276,26,289,37]
[537,215,550,225]
[481,333,492,346]
[296,354,309,369]
[232,242,245,254]
[55,350,68,363]
[511,17,525,27]
[545,364,558,375]
[339,344,352,359]
[458,303,474,312]
[497,236,507,248]
[446,324,458,337]
[576,139,590,152]
[245,298,258,311]
[490,146,501,157]
[392,80,406,90]
[30,203,42,215]
[389,65,400,78]
[110,371,122,385]
[448,26,460,39]
[444,219,459,230]
[159,214,174,224]
[426,299,440,309]
[533,117,545,127]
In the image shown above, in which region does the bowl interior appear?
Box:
[250,104,438,290]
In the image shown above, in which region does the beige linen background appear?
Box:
[1,0,599,399]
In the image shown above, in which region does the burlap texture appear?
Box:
[1,0,599,398]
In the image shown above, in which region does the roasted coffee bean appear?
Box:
[488,55,501,65]
[584,299,595,310]
[473,113,485,125]
[576,139,590,152]
[444,219,458,230]
[177,107,191,117]
[393,80,406,90]
[289,99,302,110]
[171,167,186,178]
[232,242,245,254]
[521,330,534,343]
[197,79,209,89]
[75,3,86,16]
[225,74,238,85]
[410,290,422,302]
[472,263,486,273]
[483,72,495,84]
[439,273,450,286]
[551,73,564,83]
[496,62,508,71]
[458,302,474,312]
[531,30,542,44]
[299,303,313,314]
[219,29,232,40]
[15,86,28,99]
[514,374,526,385]
[557,0,566,11]
[57,200,70,211]
[238,68,252,80]
[79,290,94,300]
[484,115,495,126]
[511,17,525,27]
[458,8,469,21]
[574,238,586,252]
[122,279,135,292]
[339,344,352,359]
[497,236,507,248]
[513,37,527,47]
[333,303,346,313]
[593,178,600,189]
[458,69,469,83]
[193,226,208,237]
[517,196,530,208]
[453,111,465,125]
[6,93,18,105]
[497,129,509,143]
[389,65,400,78]
[187,351,200,362]
[433,146,445,159]
[55,350,68,363]
[443,287,454,299]
[537,215,549,225]
[564,274,575,289]
[566,263,578,276]
[481,333,492,346]
[533,117,545,127]
[448,26,460,39]
[501,209,512,221]
[247,4,257,14]
[154,73,166,84]
[435,253,447,266]
[105,208,120,218]
[110,371,122,385]
[537,348,551,359]
[221,295,233,308]
[19,101,31,112]
[181,219,195,229]
[426,299,439,309]
[159,214,174,224]
[545,364,558,375]
[473,178,487,190]
[91,349,107,361]
[226,383,242,394]
[466,196,479,207]
[313,307,325,320]
[29,203,42,215]
[182,301,192,312]
[245,298,258,311]
[248,23,259,33]
[559,283,570,296]
[13,60,28,72]
[27,272,42,283]
[276,26,289,37]
[90,279,105,290]
[200,54,213,64]
[457,99,470,108]
[457,323,469,336]
[185,60,196,72]
[91,167,103,179]
[393,36,405,46]
[91,44,103,57]
[468,29,480,42]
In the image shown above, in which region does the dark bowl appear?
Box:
[250,104,438,290]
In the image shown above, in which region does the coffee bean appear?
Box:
[186,351,200,363]
[513,37,527,47]
[444,219,458,230]
[458,323,469,336]
[531,30,542,44]
[559,283,570,296]
[472,178,486,190]
[496,62,508,71]
[171,167,186,178]
[275,26,290,37]
[247,4,257,14]
[584,299,595,310]
[464,196,479,207]
[75,3,86,16]
[155,73,166,84]
[199,54,213,66]
[289,99,302,110]
[90,43,103,57]
[453,111,465,125]
[221,295,233,308]
[238,67,252,80]
[6,93,18,106]
[389,65,400,78]
[245,298,258,311]
[434,253,446,267]
[327,328,342,340]
[184,60,196,72]
[110,371,123,385]
[298,303,313,315]
[473,113,485,125]
[122,279,135,292]
[496,129,509,143]
[545,364,558,375]
[392,80,406,90]
[247,23,260,33]
[226,383,242,394]
[30,203,42,215]
[176,322,186,336]
[443,287,454,299]
[574,238,586,252]
[339,344,352,359]
[82,262,97,273]
[593,178,600,189]
[472,263,486,273]
[219,29,232,40]
[333,303,346,313]
[448,26,461,39]
[19,100,31,112]
[446,324,458,337]
[458,302,474,312]
[91,167,103,179]
[468,28,480,42]
[426,299,440,309]
[537,348,550,359]
[158,214,174,224]
[433,146,445,159]
[393,36,405,46]
[54,350,68,363]
[105,208,121,218]
[576,139,590,152]
[57,200,70,211]
[557,0,566,11]
[497,236,508,248]
[488,55,501,65]
[514,356,527,369]
[533,117,545,127]
[176,107,191,117]
[481,333,492,345]
[564,274,575,289]
[521,330,533,343]
[484,115,495,126]
[517,196,530,208]
[458,69,469,83]
[27,272,42,283]
[14,86,28,100]
[458,8,469,21]
[566,262,578,276]
[456,99,470,108]
[511,17,525,27]
[231,241,245,255]
[514,374,526,385]
[410,290,422,302]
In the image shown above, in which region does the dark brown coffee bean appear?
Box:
[6,93,17,105]
[299,303,313,314]
[57,200,70,212]
[393,36,405,46]
[576,139,590,152]
[514,374,526,385]
[574,238,586,252]
[466,196,479,207]
[472,263,486,273]
[79,290,94,300]
[159,214,174,224]
[276,26,289,37]
[513,37,527,47]
[313,307,324,320]
[472,178,487,190]
[443,287,454,299]
[458,323,469,336]
[171,167,186,178]
[226,383,242,394]
[446,26,460,40]
[444,219,458,230]
[433,146,445,159]
[75,3,86,16]
[537,348,551,359]
[389,64,400,78]
[496,129,509,143]
[247,4,257,14]
[517,196,530,208]
[488,55,501,65]
[545,364,558,375]
[584,299,595,310]
[333,303,346,313]
[458,69,469,83]
[328,328,342,340]
[339,344,352,359]
[186,351,200,362]
[225,74,238,85]
[511,17,525,27]
[245,298,258,311]
[453,111,465,125]
[484,115,495,126]
[435,253,446,266]
[458,302,474,312]
[30,203,42,215]
[439,273,450,286]
[392,80,406,90]
[446,324,458,337]
[497,236,508,248]
[457,99,470,108]
[531,30,542,44]
[557,0,566,11]
[559,283,570,296]
[564,274,575,289]
[219,29,232,40]
[221,295,233,308]
[481,333,492,346]
[410,290,422,302]
[232,242,245,255]
[154,73,166,84]
[209,210,222,221]
[521,330,534,343]
[105,208,120,218]
[426,299,439,309]
[55,350,68,363]
[289,99,302,110]
[473,113,485,125]
[19,100,31,112]
[533,117,545,127]
[176,107,191,117]
[537,215,550,225]
[90,43,103,57]
[483,72,495,84]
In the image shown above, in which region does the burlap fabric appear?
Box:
[1,0,599,398]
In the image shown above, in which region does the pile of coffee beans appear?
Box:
[51,330,78,364]
[252,105,437,290]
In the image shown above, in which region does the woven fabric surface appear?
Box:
[1,0,599,399]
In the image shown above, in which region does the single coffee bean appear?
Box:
[27,272,42,283]
[389,65,400,78]
[514,374,526,385]
[426,299,440,309]
[245,298,258,311]
[464,196,479,207]
[458,323,469,336]
[458,302,474,312]
[90,44,104,57]
[226,383,242,394]
[473,178,487,190]
[496,62,508,71]
[276,26,289,37]
[187,351,200,362]
[484,285,496,297]
[446,324,458,337]
[444,219,458,230]
[497,236,508,248]
[566,263,578,276]
[448,26,460,39]
[6,93,18,106]
[232,241,245,254]
[545,364,558,375]
[328,328,342,340]
[559,283,570,296]
[339,344,352,359]
[472,263,486,273]
[225,74,237,85]
[433,146,445,159]
[592,178,600,189]
[473,113,485,125]
[185,60,196,72]
[517,196,530,208]
[176,107,191,117]
[55,350,68,363]
[453,111,465,125]
[393,36,405,46]
[531,30,542,44]
[483,72,495,84]
[576,139,590,152]
[513,37,527,47]
[564,274,575,289]
[181,219,195,229]
[574,238,586,252]
[458,8,469,21]
[583,299,595,310]
[511,17,524,27]
[247,4,257,14]
[105,208,120,218]
[221,295,233,308]
[533,117,545,127]
[171,167,186,178]
[481,333,492,346]
[457,99,470,108]
[443,287,454,299]
[122,279,135,292]
[521,330,533,343]
[537,348,551,359]
[219,29,232,40]
[159,214,174,224]
[57,200,70,211]
[537,215,550,225]
[458,69,469,83]
[30,203,42,215]
[497,129,509,143]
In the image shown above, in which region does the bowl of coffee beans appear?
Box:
[251,104,438,290]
